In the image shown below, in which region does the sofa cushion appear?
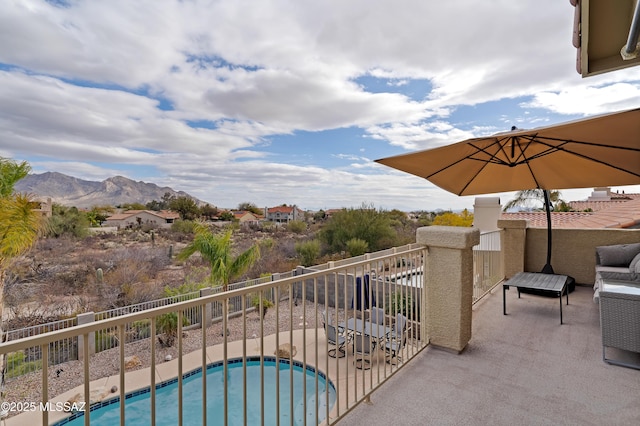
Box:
[599,270,640,283]
[596,243,640,267]
[630,252,640,273]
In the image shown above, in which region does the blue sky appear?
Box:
[1,0,639,212]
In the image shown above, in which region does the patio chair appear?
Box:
[323,311,347,358]
[384,314,407,364]
[353,333,376,369]
[369,306,386,325]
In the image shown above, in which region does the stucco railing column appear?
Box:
[497,219,528,279]
[77,312,94,361]
[417,226,480,353]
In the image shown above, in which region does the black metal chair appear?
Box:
[323,311,347,358]
[353,333,375,369]
[384,314,407,364]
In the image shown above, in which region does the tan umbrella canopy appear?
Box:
[376,108,640,196]
[376,107,640,273]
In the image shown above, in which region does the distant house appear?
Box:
[103,210,180,229]
[231,210,261,225]
[264,205,305,223]
[32,197,53,218]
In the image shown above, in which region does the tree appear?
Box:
[503,189,565,212]
[47,204,89,238]
[0,157,43,404]
[119,202,146,210]
[177,224,260,291]
[200,203,219,221]
[432,209,474,227]
[319,203,396,253]
[177,224,260,338]
[169,196,199,220]
[146,192,175,211]
[86,205,114,227]
[219,211,234,221]
[237,202,262,215]
[313,210,326,222]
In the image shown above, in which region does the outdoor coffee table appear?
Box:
[503,272,569,324]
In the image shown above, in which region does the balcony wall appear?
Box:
[500,219,640,284]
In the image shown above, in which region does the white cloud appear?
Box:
[1,0,638,211]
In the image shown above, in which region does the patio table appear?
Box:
[503,272,569,324]
[340,318,392,344]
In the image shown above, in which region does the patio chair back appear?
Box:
[370,307,386,325]
[353,333,375,369]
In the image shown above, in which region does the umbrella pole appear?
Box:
[541,190,555,274]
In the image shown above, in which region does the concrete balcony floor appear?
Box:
[340,284,640,425]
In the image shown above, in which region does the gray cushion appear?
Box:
[631,252,640,273]
[599,271,640,283]
[596,243,640,267]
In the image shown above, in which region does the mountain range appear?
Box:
[14,172,204,208]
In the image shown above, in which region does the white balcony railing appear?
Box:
[473,230,503,303]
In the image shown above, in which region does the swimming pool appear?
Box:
[55,356,336,426]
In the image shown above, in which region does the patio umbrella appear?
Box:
[376,107,640,274]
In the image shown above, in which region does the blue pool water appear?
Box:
[55,357,336,426]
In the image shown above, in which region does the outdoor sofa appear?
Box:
[593,242,640,303]
[593,243,640,369]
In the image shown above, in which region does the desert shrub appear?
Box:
[386,290,419,321]
[346,238,369,257]
[55,265,93,294]
[5,352,42,379]
[46,204,89,238]
[295,240,321,267]
[250,292,274,318]
[287,220,307,234]
[131,319,151,340]
[171,220,197,234]
[156,285,196,347]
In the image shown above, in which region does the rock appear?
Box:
[165,354,172,361]
[110,386,118,393]
[124,355,141,369]
[274,343,297,359]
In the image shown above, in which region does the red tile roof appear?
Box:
[267,206,294,213]
[500,194,640,229]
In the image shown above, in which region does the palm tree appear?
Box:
[0,158,43,405]
[177,224,260,291]
[502,189,565,212]
[178,224,260,337]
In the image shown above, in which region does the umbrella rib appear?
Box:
[526,137,640,178]
[424,139,505,180]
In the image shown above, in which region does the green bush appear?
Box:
[295,240,321,267]
[156,312,190,347]
[387,290,418,320]
[171,220,196,234]
[346,238,368,257]
[287,220,307,234]
[319,203,396,254]
[5,351,43,378]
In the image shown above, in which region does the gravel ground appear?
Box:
[5,299,344,412]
